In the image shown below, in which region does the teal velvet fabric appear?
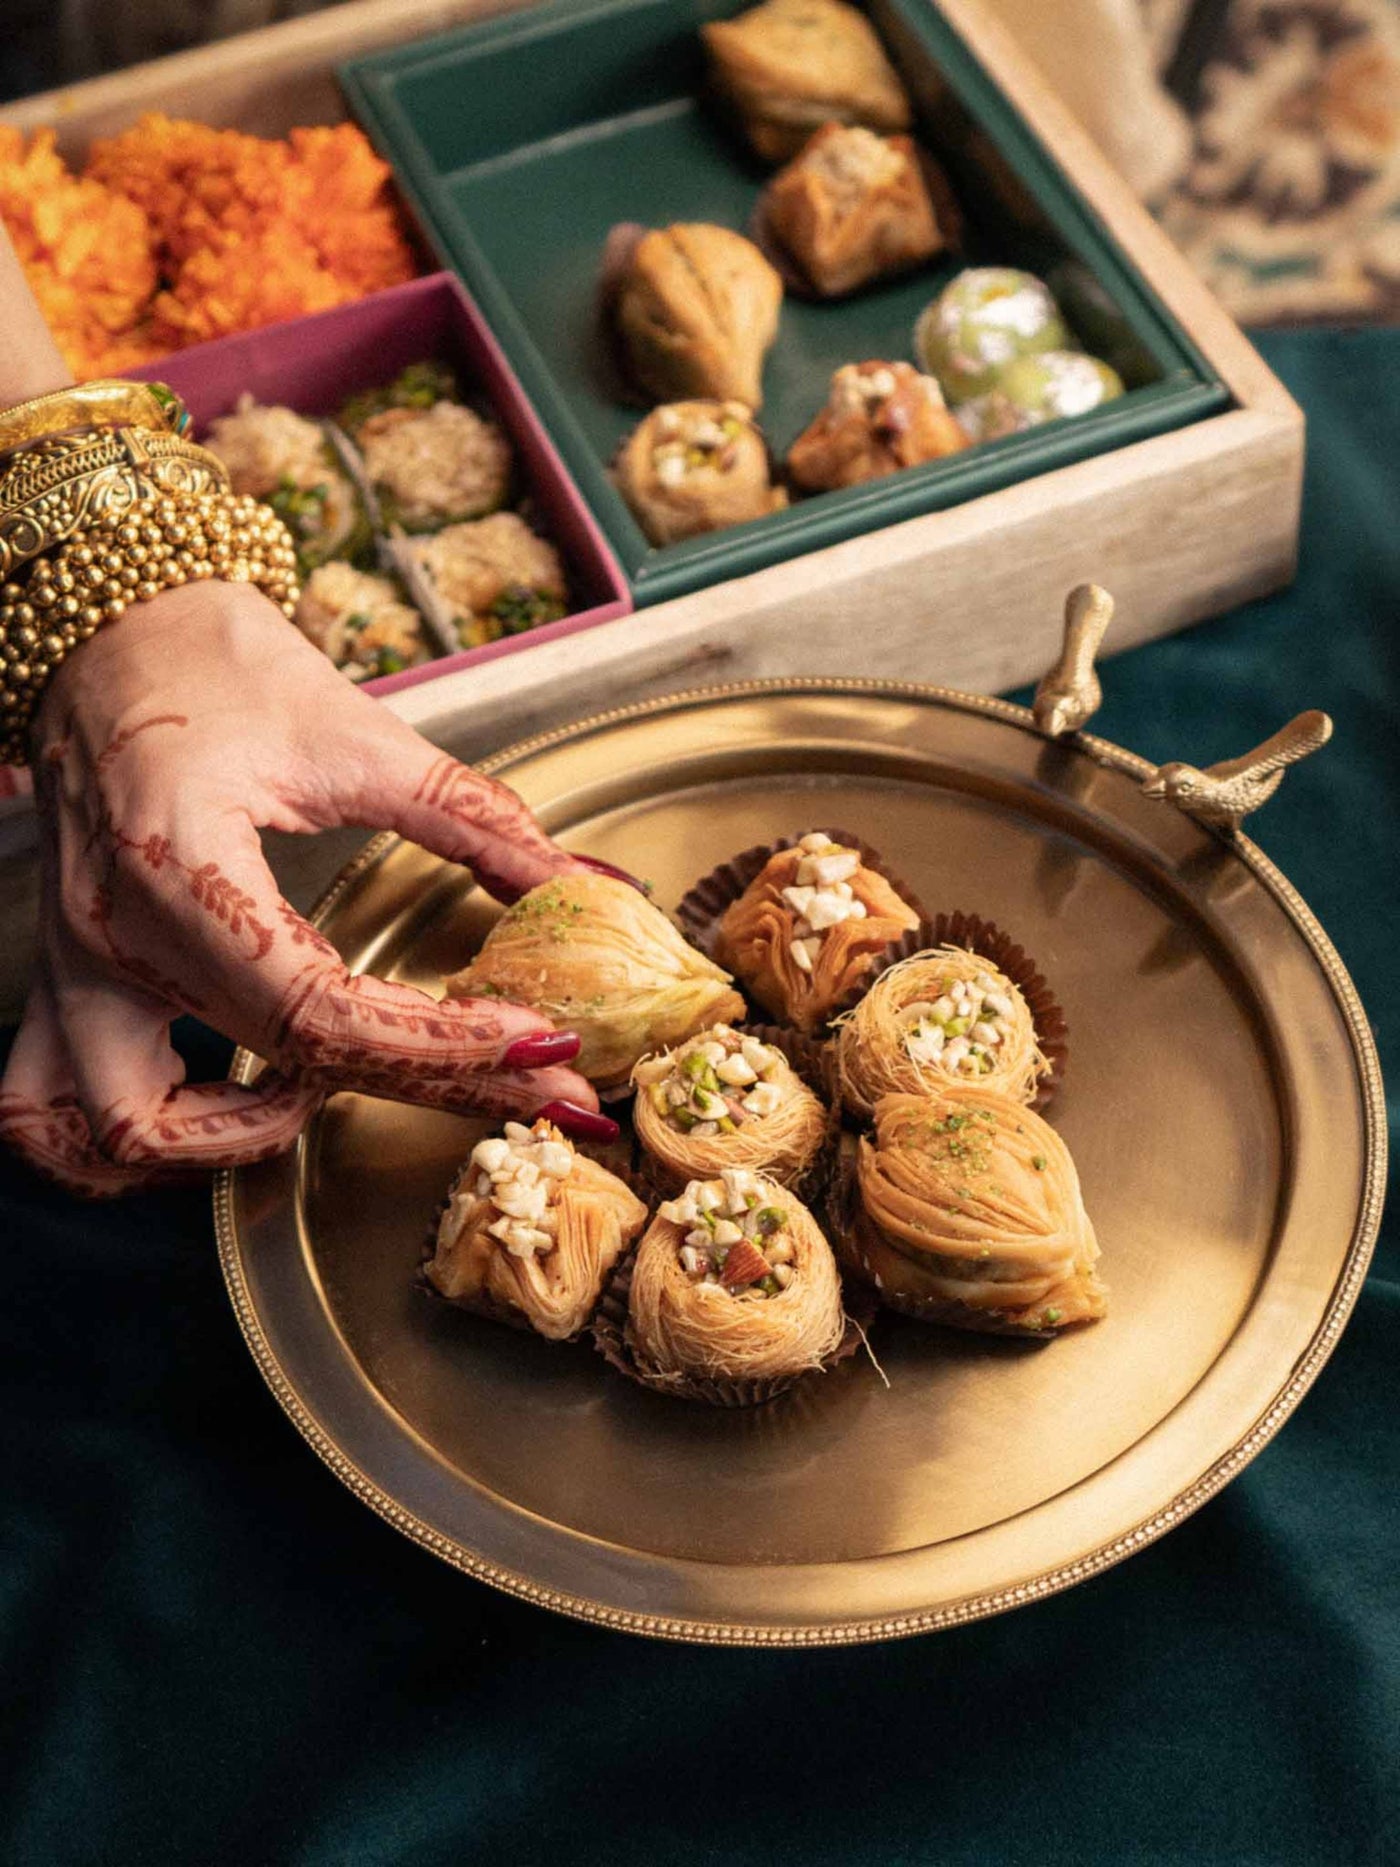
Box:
[2,329,1396,1865]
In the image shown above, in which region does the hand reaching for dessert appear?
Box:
[0,578,624,1198]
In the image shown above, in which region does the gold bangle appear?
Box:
[0,379,193,457]
[0,425,231,584]
[0,490,300,766]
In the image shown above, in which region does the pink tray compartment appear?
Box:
[133,273,631,695]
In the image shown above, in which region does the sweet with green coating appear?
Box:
[959,352,1124,442]
[913,266,1071,404]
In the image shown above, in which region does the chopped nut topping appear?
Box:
[464,1119,576,1258]
[899,971,1014,1078]
[636,1025,786,1136]
[782,835,868,972]
[650,401,753,482]
[657,1171,793,1297]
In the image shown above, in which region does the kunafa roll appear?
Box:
[445,871,746,1093]
[426,1119,648,1339]
[632,1024,827,1188]
[834,945,1049,1116]
[851,1088,1106,1335]
[626,1168,846,1388]
[614,400,784,545]
[714,830,922,1034]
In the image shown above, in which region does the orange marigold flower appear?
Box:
[0,126,160,380]
[1,115,419,378]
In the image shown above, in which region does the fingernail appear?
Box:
[535,1099,620,1142]
[574,855,651,895]
[502,1031,582,1069]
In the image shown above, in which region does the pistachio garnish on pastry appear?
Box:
[444,871,746,1093]
[715,831,922,1034]
[757,124,951,298]
[849,1088,1106,1336]
[608,222,783,409]
[834,946,1050,1117]
[614,400,785,545]
[624,1169,847,1392]
[632,1025,827,1188]
[787,361,968,492]
[703,0,913,163]
[425,1118,648,1340]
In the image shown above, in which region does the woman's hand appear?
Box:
[0,579,623,1197]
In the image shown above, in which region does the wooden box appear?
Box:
[0,0,1301,773]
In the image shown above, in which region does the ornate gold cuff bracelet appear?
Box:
[0,424,231,585]
[0,379,193,456]
[0,491,299,766]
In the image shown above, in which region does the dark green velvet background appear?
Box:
[2,329,1396,1866]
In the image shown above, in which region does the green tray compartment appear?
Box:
[343,0,1229,607]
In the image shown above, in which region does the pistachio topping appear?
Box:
[898,968,1015,1077]
[459,1119,576,1260]
[635,1025,787,1137]
[650,401,753,486]
[783,830,868,974]
[657,1170,795,1298]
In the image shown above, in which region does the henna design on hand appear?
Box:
[2,583,603,1197]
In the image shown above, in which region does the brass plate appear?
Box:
[215,682,1385,1645]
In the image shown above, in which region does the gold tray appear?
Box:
[215,681,1384,1645]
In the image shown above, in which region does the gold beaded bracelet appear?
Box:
[0,490,300,766]
[0,425,231,585]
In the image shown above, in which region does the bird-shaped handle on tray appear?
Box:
[1032,584,1115,739]
[1141,710,1334,831]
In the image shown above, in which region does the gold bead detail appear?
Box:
[0,489,298,766]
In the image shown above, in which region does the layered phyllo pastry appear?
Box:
[625,1169,846,1390]
[204,393,370,577]
[293,562,432,681]
[834,946,1049,1117]
[714,831,921,1034]
[445,871,746,1093]
[913,267,1072,406]
[850,1088,1106,1335]
[703,0,913,163]
[611,223,783,409]
[955,351,1124,442]
[406,512,568,647]
[759,124,949,297]
[425,1119,648,1339]
[633,1025,827,1187]
[787,360,968,492]
[614,400,784,544]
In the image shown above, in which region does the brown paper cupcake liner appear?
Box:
[419,1154,655,1345]
[749,141,964,303]
[674,827,931,1032]
[854,909,1068,1111]
[591,1241,875,1408]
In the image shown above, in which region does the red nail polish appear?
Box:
[534,1100,620,1142]
[501,1031,582,1069]
[574,855,650,895]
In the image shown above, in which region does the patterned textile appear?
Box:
[1157,0,1400,323]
